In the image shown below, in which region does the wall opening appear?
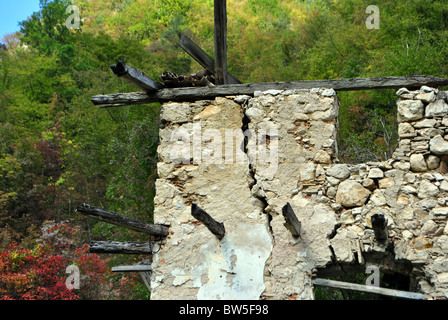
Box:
[313,259,422,300]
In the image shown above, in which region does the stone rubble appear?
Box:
[151,86,448,300]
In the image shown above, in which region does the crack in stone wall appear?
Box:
[151,87,448,300]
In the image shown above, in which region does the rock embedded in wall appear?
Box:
[335,180,371,208]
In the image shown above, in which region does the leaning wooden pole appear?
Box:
[214,0,228,85]
[178,33,241,84]
[76,204,169,238]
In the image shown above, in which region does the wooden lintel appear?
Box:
[111,265,153,272]
[89,241,154,254]
[214,0,228,85]
[312,278,426,300]
[282,203,301,238]
[91,75,448,108]
[191,203,225,240]
[178,33,241,84]
[110,61,163,92]
[76,204,169,238]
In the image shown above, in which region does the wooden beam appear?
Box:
[111,265,153,272]
[282,203,301,238]
[76,204,169,238]
[312,278,426,300]
[89,241,155,254]
[178,33,241,84]
[371,213,388,241]
[214,0,228,84]
[110,61,163,92]
[91,75,448,108]
[191,203,225,240]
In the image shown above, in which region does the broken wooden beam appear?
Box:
[371,213,388,241]
[214,0,228,85]
[112,259,153,293]
[91,75,448,108]
[76,204,169,238]
[178,33,241,84]
[282,203,301,238]
[191,203,225,240]
[110,61,163,92]
[89,241,155,254]
[111,265,153,272]
[312,278,426,300]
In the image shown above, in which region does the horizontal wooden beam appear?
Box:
[178,33,241,84]
[312,278,426,300]
[91,75,448,108]
[111,265,153,272]
[191,203,225,240]
[76,204,169,238]
[110,61,163,92]
[89,241,155,254]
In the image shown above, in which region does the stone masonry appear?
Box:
[150,86,448,300]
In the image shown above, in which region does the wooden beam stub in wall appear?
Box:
[191,203,226,240]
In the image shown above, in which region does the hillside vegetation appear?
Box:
[0,0,447,299]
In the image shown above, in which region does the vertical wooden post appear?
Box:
[214,0,228,85]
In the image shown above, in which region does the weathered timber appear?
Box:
[312,278,426,300]
[282,203,301,238]
[214,0,228,85]
[111,265,153,272]
[110,61,163,92]
[191,203,225,240]
[76,204,169,238]
[139,269,152,293]
[178,33,241,84]
[371,213,388,241]
[91,75,448,108]
[89,241,154,254]
[159,70,215,88]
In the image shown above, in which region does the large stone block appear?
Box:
[397,99,424,122]
[430,135,448,155]
[426,99,448,117]
[336,180,371,208]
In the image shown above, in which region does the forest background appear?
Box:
[0,0,447,299]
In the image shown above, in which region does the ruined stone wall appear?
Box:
[150,86,448,300]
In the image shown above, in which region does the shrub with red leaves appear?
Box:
[0,221,111,300]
